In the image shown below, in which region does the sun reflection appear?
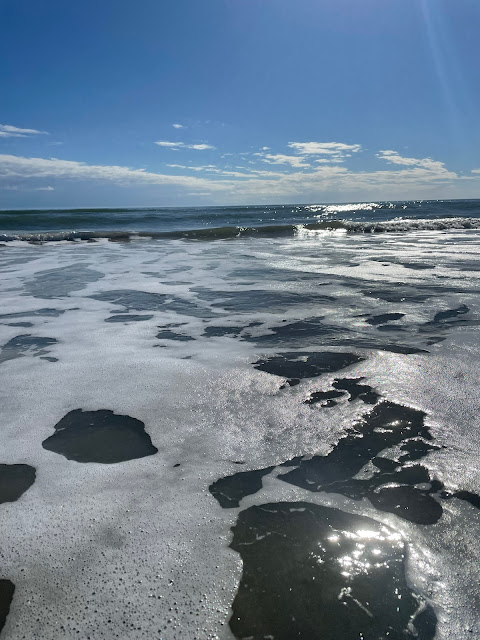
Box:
[324,525,403,579]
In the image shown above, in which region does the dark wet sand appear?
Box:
[253,352,364,387]
[230,502,436,640]
[42,409,158,463]
[0,581,15,635]
[0,465,36,504]
[209,467,275,508]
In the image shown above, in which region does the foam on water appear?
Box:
[0,228,479,638]
[1,215,480,243]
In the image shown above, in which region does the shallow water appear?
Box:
[0,208,480,638]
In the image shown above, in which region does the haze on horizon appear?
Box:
[1,0,479,209]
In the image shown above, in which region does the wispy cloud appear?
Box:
[315,158,340,164]
[1,184,55,192]
[1,148,478,202]
[0,124,49,138]
[0,154,224,192]
[288,141,362,158]
[167,163,261,178]
[167,164,217,171]
[254,153,310,169]
[376,150,456,177]
[155,141,215,150]
[189,144,215,151]
[172,123,184,129]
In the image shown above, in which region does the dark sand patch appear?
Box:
[156,322,195,341]
[105,314,154,323]
[90,289,216,318]
[243,318,427,354]
[348,341,427,354]
[0,335,58,364]
[417,304,476,343]
[164,297,217,318]
[202,289,336,313]
[42,409,158,463]
[24,263,104,298]
[156,329,195,341]
[366,312,405,326]
[0,308,67,319]
[449,491,480,510]
[399,261,433,270]
[6,322,33,328]
[203,321,263,338]
[304,389,345,407]
[209,467,275,508]
[227,265,332,284]
[244,317,344,346]
[253,352,364,387]
[377,324,407,332]
[211,399,455,525]
[279,455,304,467]
[0,464,36,503]
[425,304,470,327]
[369,485,443,525]
[279,402,443,524]
[398,438,439,462]
[361,288,431,303]
[229,502,436,640]
[91,290,168,310]
[0,581,15,635]
[305,377,380,408]
[204,326,243,338]
[333,377,380,403]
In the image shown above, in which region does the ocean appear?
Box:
[1,199,480,639]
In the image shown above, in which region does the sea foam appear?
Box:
[0,228,479,638]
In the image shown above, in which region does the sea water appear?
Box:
[0,200,479,639]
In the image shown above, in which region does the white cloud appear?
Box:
[167,164,217,172]
[189,144,215,151]
[376,150,455,176]
[155,141,180,148]
[0,124,48,138]
[0,184,55,192]
[288,141,362,156]
[168,163,259,178]
[155,141,215,150]
[255,153,310,168]
[1,148,477,202]
[172,123,184,129]
[0,154,225,192]
[315,158,342,164]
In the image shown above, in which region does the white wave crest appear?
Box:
[344,217,480,233]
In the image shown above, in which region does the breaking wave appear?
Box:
[1,217,480,243]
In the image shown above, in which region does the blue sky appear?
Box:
[1,0,479,208]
